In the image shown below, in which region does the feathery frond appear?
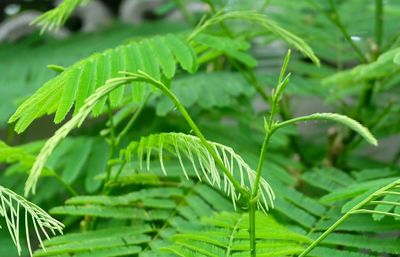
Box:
[163,212,310,257]
[0,141,37,169]
[124,132,275,212]
[189,11,320,65]
[192,33,258,67]
[33,181,233,256]
[0,186,63,256]
[324,46,400,86]
[24,76,134,196]
[31,0,89,33]
[299,176,400,257]
[9,34,197,133]
[275,113,378,146]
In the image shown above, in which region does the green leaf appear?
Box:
[277,113,378,146]
[191,11,320,65]
[9,34,197,133]
[31,0,87,33]
[124,132,274,212]
[61,137,93,184]
[164,212,309,257]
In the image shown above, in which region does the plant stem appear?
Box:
[346,100,392,150]
[134,72,250,198]
[328,0,368,63]
[248,51,291,257]
[252,133,272,199]
[6,123,15,145]
[249,131,273,257]
[115,96,149,145]
[310,0,367,63]
[278,99,310,166]
[53,173,78,196]
[248,198,257,257]
[299,178,400,257]
[299,211,350,257]
[375,0,383,48]
[340,1,384,153]
[104,98,117,188]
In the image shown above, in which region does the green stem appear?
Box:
[346,100,392,150]
[249,199,257,257]
[102,160,127,195]
[375,0,383,48]
[248,131,273,257]
[229,58,270,103]
[310,0,367,63]
[112,161,127,183]
[104,98,117,189]
[328,0,368,63]
[299,178,400,257]
[342,81,375,147]
[339,1,385,150]
[133,72,249,198]
[7,123,15,145]
[115,96,148,145]
[53,173,78,196]
[252,133,272,199]
[278,99,310,166]
[247,50,290,257]
[106,98,117,150]
[299,211,351,257]
[230,55,308,166]
[340,0,384,153]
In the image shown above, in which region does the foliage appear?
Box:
[1,0,399,257]
[0,186,63,256]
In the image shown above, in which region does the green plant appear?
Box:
[1,1,399,257]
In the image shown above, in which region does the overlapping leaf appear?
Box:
[9,34,197,133]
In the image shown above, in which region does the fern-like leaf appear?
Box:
[324,46,400,86]
[299,178,400,257]
[124,132,275,212]
[164,211,310,257]
[189,11,320,65]
[31,0,89,33]
[23,75,135,195]
[9,34,197,133]
[0,186,64,256]
[33,180,233,256]
[276,113,378,146]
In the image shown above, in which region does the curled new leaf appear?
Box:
[124,132,275,212]
[275,113,378,146]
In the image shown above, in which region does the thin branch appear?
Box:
[309,0,368,63]
[298,178,400,257]
[127,71,250,199]
[116,95,149,145]
[375,0,384,48]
